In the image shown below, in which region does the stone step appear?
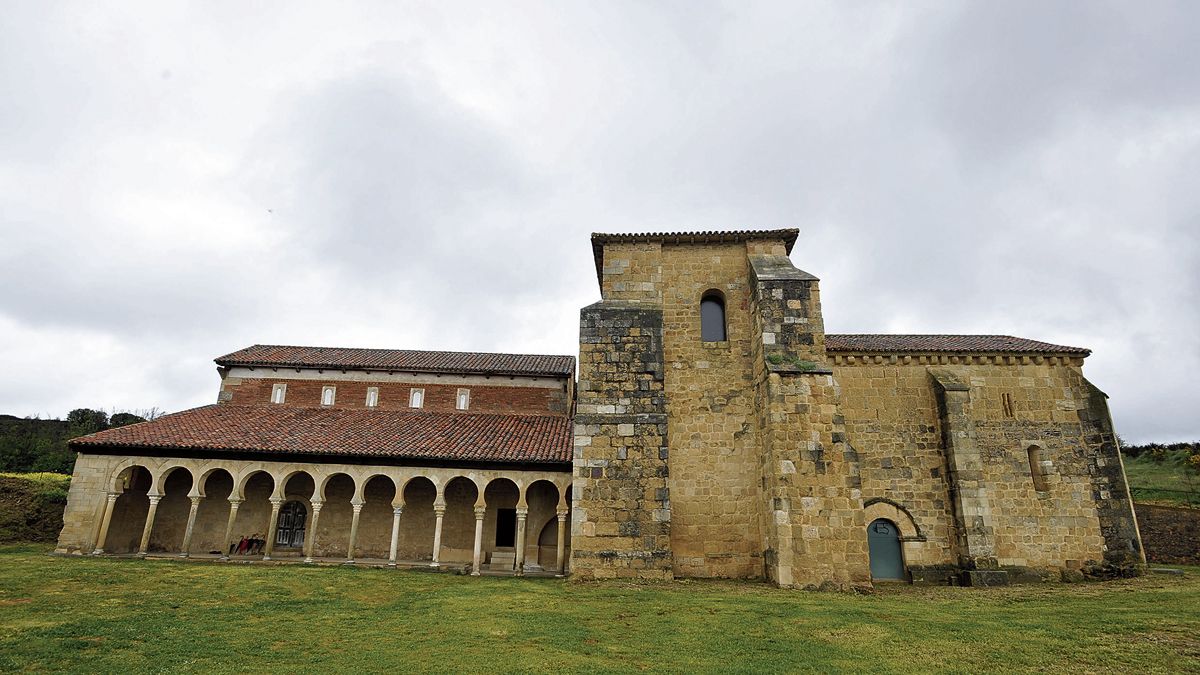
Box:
[487,551,516,570]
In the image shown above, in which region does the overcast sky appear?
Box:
[1,2,1197,442]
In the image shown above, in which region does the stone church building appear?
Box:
[56,229,1144,588]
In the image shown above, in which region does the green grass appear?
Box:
[0,545,1197,672]
[1122,453,1200,507]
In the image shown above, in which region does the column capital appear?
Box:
[433,504,447,516]
[351,502,364,513]
[189,495,203,506]
[473,506,487,518]
[105,491,119,502]
[311,500,324,512]
[515,507,529,518]
[556,510,569,520]
[147,494,163,505]
[392,506,404,516]
[269,497,284,507]
[227,497,244,506]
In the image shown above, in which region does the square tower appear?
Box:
[571,230,871,589]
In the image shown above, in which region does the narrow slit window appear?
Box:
[321,386,336,406]
[456,388,470,410]
[700,291,726,342]
[1028,446,1050,492]
[365,387,379,408]
[1002,393,1014,418]
[270,383,287,404]
[409,388,424,409]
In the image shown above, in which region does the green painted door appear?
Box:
[867,519,904,580]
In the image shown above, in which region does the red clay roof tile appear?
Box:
[825,334,1090,355]
[69,405,572,465]
[216,345,575,378]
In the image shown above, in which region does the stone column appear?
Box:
[221,498,242,560]
[555,509,568,575]
[388,506,403,567]
[514,507,528,575]
[304,501,323,563]
[346,500,364,564]
[92,492,119,555]
[430,503,446,567]
[263,498,283,561]
[137,495,163,557]
[179,495,202,558]
[471,506,486,576]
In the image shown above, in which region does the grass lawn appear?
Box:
[0,544,1197,673]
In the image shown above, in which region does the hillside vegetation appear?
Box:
[0,409,152,474]
[1121,442,1200,508]
[0,473,70,543]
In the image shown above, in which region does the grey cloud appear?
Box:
[0,2,1196,443]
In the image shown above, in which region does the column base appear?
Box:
[429,562,440,568]
[388,562,397,568]
[179,553,189,559]
[262,555,271,561]
[91,549,104,556]
[304,557,314,564]
[220,555,229,561]
[344,560,356,565]
[137,552,147,559]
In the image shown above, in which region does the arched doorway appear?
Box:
[867,518,904,580]
[275,501,307,549]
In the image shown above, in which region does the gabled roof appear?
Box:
[825,334,1090,356]
[215,345,575,378]
[69,405,572,465]
[591,229,799,287]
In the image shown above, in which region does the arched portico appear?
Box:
[72,454,570,575]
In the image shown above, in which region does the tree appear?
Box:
[108,412,147,428]
[65,409,108,436]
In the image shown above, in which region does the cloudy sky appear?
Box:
[1,2,1197,442]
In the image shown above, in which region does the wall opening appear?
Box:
[1028,445,1050,492]
[700,290,726,342]
[867,518,905,580]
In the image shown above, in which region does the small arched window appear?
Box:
[700,291,726,342]
[1028,446,1050,492]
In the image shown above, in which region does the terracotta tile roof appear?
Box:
[216,345,575,378]
[69,405,572,465]
[591,229,799,287]
[825,334,1090,356]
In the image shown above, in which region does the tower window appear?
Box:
[456,388,470,410]
[700,291,727,342]
[365,387,379,408]
[321,386,336,406]
[409,388,424,409]
[270,383,287,404]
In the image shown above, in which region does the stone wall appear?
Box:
[659,243,763,579]
[832,353,1145,578]
[222,377,570,416]
[1133,503,1200,565]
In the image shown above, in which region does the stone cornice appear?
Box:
[829,352,1086,367]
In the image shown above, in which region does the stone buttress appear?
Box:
[748,254,872,590]
[571,300,673,580]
